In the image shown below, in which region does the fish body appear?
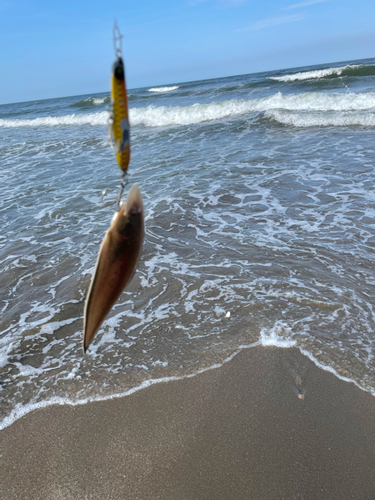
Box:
[110,57,130,171]
[83,185,144,352]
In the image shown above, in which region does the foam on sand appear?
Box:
[258,322,297,348]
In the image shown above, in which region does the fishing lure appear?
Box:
[82,24,145,354]
[109,23,130,173]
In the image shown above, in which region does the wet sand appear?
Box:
[1,346,375,500]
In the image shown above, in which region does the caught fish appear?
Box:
[83,184,144,352]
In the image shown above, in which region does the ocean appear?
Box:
[1,57,375,429]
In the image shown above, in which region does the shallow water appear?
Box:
[1,57,375,428]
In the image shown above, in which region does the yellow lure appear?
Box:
[110,56,130,171]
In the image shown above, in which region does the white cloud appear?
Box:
[238,13,305,31]
[284,0,329,10]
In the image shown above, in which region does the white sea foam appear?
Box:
[259,322,297,348]
[300,349,375,397]
[148,86,179,93]
[267,109,375,127]
[92,97,107,105]
[2,92,375,129]
[269,65,360,82]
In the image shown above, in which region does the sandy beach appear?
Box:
[1,346,375,500]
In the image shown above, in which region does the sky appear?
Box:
[0,0,374,104]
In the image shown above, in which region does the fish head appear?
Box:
[112,184,144,236]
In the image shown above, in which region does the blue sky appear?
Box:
[0,0,374,104]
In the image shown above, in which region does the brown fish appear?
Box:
[83,184,144,353]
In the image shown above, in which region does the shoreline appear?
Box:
[0,344,247,433]
[2,346,375,499]
[2,341,374,433]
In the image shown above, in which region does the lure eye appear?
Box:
[113,58,124,80]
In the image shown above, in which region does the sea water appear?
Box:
[1,57,375,429]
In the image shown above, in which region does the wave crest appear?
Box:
[0,112,108,128]
[148,86,179,93]
[268,64,375,82]
[266,109,375,128]
[71,96,110,108]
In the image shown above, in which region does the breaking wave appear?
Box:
[0,111,108,128]
[266,110,375,127]
[148,86,179,93]
[130,92,375,127]
[269,64,375,82]
[1,91,375,129]
[71,96,110,108]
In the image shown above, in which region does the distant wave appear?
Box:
[269,64,375,82]
[148,86,179,93]
[2,91,375,129]
[71,96,110,108]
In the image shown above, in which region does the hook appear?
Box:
[116,171,128,209]
[100,171,129,209]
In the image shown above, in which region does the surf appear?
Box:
[3,91,375,129]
